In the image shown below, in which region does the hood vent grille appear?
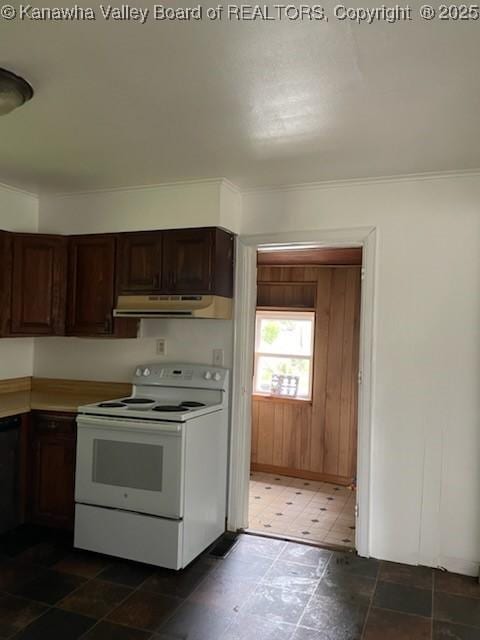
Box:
[113,294,232,320]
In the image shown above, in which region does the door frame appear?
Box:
[227,226,377,558]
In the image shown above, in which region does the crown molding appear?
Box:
[241,169,480,195]
[0,180,37,200]
[219,178,242,195]
[46,177,230,198]
[7,168,480,201]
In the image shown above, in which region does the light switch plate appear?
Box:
[213,348,224,366]
[156,338,167,356]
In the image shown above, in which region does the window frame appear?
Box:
[253,309,315,401]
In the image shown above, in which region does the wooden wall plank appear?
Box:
[309,269,332,474]
[257,282,316,309]
[284,402,297,468]
[251,400,259,464]
[297,404,311,470]
[256,401,275,465]
[272,403,284,466]
[350,269,361,479]
[338,269,358,476]
[324,269,347,476]
[258,247,362,266]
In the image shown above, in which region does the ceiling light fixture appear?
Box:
[0,68,33,116]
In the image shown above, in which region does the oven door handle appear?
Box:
[76,414,182,434]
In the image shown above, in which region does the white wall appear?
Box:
[34,320,233,382]
[35,180,235,382]
[0,183,38,380]
[219,181,242,233]
[241,172,480,575]
[39,179,225,234]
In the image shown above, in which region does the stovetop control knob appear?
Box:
[143,368,151,376]
[204,371,212,380]
[213,372,221,381]
[135,367,143,377]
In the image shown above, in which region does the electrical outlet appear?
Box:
[156,338,167,356]
[213,348,224,366]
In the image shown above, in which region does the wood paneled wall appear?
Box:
[251,266,361,485]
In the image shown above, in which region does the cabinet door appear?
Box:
[118,232,163,294]
[0,231,12,336]
[10,234,66,336]
[163,228,214,293]
[32,438,75,529]
[67,235,116,336]
[31,413,76,530]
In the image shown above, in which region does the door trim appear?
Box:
[227,227,377,558]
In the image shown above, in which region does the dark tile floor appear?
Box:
[0,525,479,639]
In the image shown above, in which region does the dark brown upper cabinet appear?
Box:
[118,231,163,294]
[0,231,12,336]
[117,227,234,298]
[163,227,234,297]
[9,234,67,336]
[67,234,136,338]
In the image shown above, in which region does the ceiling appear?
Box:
[1,3,480,193]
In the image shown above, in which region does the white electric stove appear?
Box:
[74,363,229,570]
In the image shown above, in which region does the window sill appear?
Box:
[252,394,312,406]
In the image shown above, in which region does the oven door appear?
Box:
[75,414,184,519]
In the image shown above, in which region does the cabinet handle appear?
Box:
[104,314,112,333]
[169,272,175,289]
[46,421,57,430]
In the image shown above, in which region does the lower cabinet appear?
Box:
[30,412,76,530]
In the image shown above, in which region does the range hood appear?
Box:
[113,295,232,320]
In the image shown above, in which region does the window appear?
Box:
[253,310,315,400]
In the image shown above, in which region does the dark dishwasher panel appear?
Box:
[0,415,20,534]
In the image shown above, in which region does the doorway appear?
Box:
[246,246,361,549]
[227,228,376,558]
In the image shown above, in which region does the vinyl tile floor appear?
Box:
[0,524,479,639]
[248,471,357,548]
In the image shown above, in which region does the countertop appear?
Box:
[0,378,132,419]
[0,391,31,419]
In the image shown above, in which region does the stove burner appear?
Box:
[122,398,155,405]
[98,402,126,408]
[181,401,205,407]
[153,405,190,412]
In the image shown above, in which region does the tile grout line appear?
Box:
[295,546,334,632]
[359,560,380,639]
[363,604,436,621]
